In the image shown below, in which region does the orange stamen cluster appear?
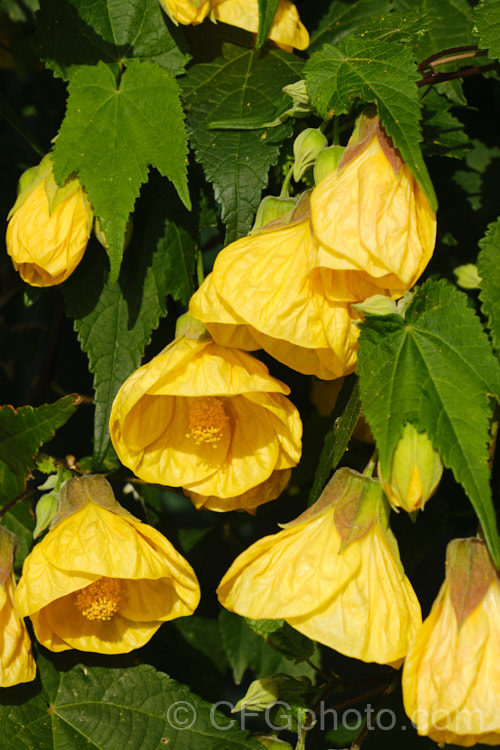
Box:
[186,396,229,447]
[75,577,123,621]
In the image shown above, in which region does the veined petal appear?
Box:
[186,468,291,512]
[242,391,302,465]
[0,576,36,686]
[119,577,198,622]
[217,508,362,619]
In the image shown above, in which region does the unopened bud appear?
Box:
[313,145,345,184]
[175,312,210,341]
[256,737,293,750]
[378,423,443,512]
[454,264,481,290]
[233,676,281,713]
[252,195,297,232]
[293,129,327,182]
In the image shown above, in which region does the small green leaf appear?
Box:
[357,279,500,567]
[0,396,77,506]
[183,44,303,243]
[53,60,190,282]
[474,0,500,62]
[257,0,280,47]
[304,33,437,210]
[478,217,500,352]
[37,0,189,79]
[422,88,470,160]
[0,652,264,749]
[245,619,315,664]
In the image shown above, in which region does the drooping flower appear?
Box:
[0,527,36,686]
[403,538,500,746]
[310,109,436,296]
[378,423,443,512]
[6,154,93,287]
[15,475,200,654]
[218,468,422,664]
[109,326,302,512]
[189,212,379,380]
[159,0,309,50]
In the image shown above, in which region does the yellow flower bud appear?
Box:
[15,475,200,654]
[6,154,93,287]
[0,527,36,686]
[109,335,302,512]
[310,110,436,296]
[403,538,500,745]
[218,468,422,664]
[378,423,443,512]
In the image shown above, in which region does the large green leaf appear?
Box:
[182,44,303,243]
[0,396,77,505]
[53,60,190,282]
[478,217,500,353]
[304,33,437,210]
[357,280,500,566]
[309,0,391,53]
[0,653,263,749]
[37,0,189,79]
[474,0,500,61]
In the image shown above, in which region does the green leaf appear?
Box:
[2,500,35,571]
[183,44,303,243]
[478,218,500,353]
[474,0,500,61]
[309,0,391,53]
[257,0,280,48]
[304,34,437,210]
[245,619,315,664]
[0,396,77,506]
[159,218,197,307]
[37,0,189,79]
[422,88,470,159]
[393,0,473,61]
[63,194,190,468]
[357,279,500,567]
[308,378,361,506]
[53,60,190,283]
[219,610,316,685]
[355,9,430,45]
[173,615,230,675]
[0,652,264,749]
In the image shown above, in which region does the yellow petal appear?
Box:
[212,0,309,50]
[158,0,211,24]
[243,391,302,465]
[0,576,36,686]
[186,468,292,512]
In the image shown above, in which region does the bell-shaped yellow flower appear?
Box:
[0,528,36,687]
[109,332,302,512]
[403,538,500,746]
[159,0,309,50]
[15,475,200,654]
[378,423,443,512]
[189,217,377,380]
[218,468,422,664]
[310,110,436,295]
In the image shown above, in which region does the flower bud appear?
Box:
[292,128,327,182]
[453,263,481,289]
[252,195,297,232]
[232,676,282,713]
[256,737,293,750]
[6,154,93,287]
[313,145,345,184]
[378,423,443,512]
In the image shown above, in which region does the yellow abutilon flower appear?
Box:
[109,326,302,512]
[189,213,377,380]
[0,527,36,687]
[6,154,93,287]
[310,110,436,296]
[15,475,200,654]
[218,468,422,664]
[158,0,211,25]
[403,538,500,746]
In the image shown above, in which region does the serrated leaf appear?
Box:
[422,88,470,159]
[219,610,316,685]
[245,619,315,663]
[308,378,361,506]
[63,198,186,468]
[37,0,189,79]
[474,0,500,61]
[309,0,391,53]
[0,652,263,749]
[478,218,500,353]
[0,396,77,506]
[393,0,473,61]
[304,34,437,210]
[53,60,190,282]
[183,44,303,243]
[357,9,430,44]
[357,279,500,567]
[257,0,280,48]
[159,219,197,307]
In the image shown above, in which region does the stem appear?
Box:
[280,164,294,197]
[349,680,398,750]
[332,116,340,146]
[363,449,378,478]
[0,488,35,520]
[303,657,331,682]
[429,50,488,68]
[417,62,499,88]
[417,45,483,72]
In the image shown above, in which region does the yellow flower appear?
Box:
[403,538,500,746]
[378,423,443,512]
[189,217,374,380]
[0,528,36,687]
[6,154,93,287]
[109,332,302,512]
[15,475,200,654]
[218,468,422,664]
[310,110,436,296]
[159,0,309,50]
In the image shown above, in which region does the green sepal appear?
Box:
[0,526,17,587]
[51,474,135,527]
